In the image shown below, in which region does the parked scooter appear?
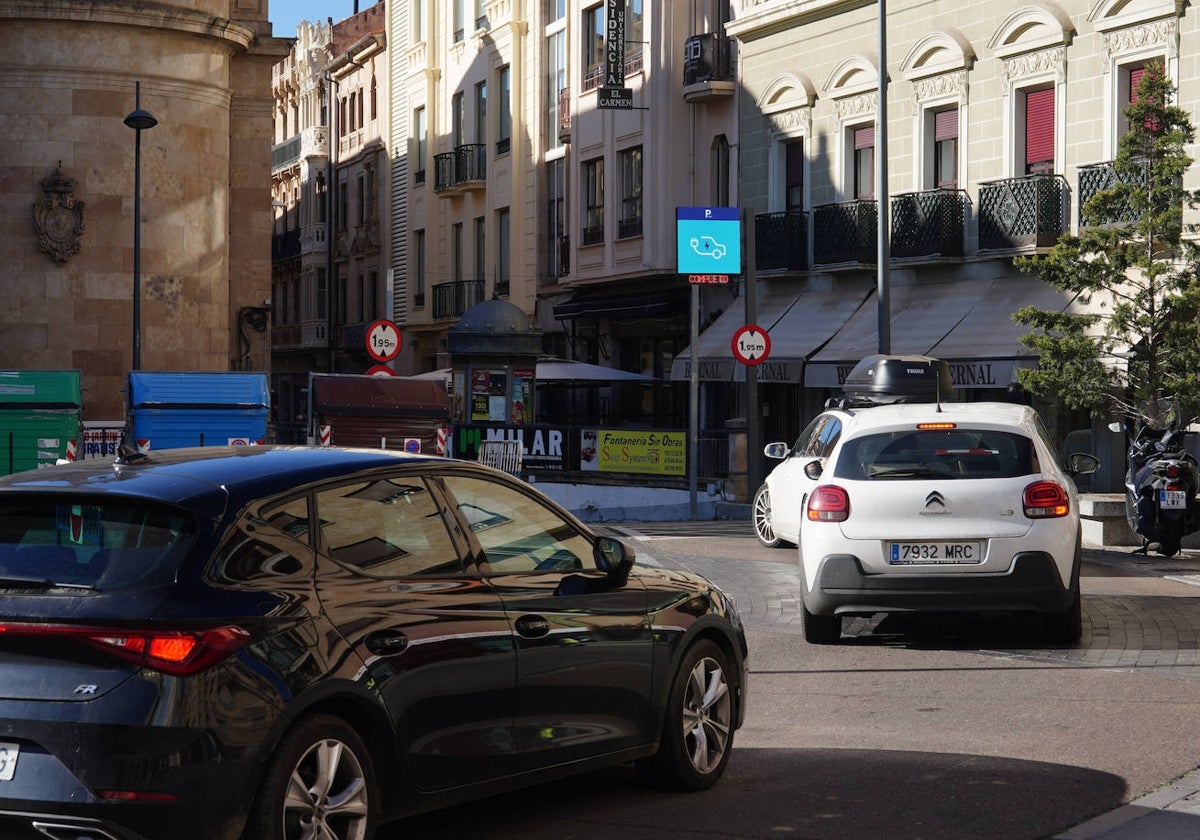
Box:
[1109,403,1200,557]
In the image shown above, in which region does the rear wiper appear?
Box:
[0,576,91,591]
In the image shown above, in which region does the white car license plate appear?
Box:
[0,742,17,781]
[1161,490,1187,510]
[889,542,981,565]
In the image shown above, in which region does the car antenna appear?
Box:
[936,366,943,413]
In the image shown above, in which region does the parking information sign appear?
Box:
[676,207,741,276]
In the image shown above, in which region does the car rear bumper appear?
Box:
[805,551,1075,616]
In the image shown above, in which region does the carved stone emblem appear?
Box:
[33,163,84,265]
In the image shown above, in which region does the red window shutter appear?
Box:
[1025,88,1055,168]
[854,125,875,150]
[934,108,958,141]
[1129,67,1146,104]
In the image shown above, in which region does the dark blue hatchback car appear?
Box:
[0,446,747,840]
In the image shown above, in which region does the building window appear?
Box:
[475,80,487,145]
[411,0,426,45]
[618,146,642,238]
[475,0,487,29]
[414,230,426,307]
[474,216,486,284]
[1024,87,1055,175]
[315,268,328,320]
[712,135,730,207]
[370,77,377,121]
[356,174,366,225]
[336,268,347,325]
[626,0,644,72]
[547,159,567,277]
[452,223,463,283]
[548,0,565,22]
[290,278,300,324]
[356,274,367,323]
[931,107,960,188]
[337,180,348,231]
[498,65,512,155]
[785,139,804,210]
[547,31,566,151]
[338,98,347,137]
[357,87,364,128]
[583,5,603,91]
[852,125,874,199]
[454,0,466,42]
[452,91,465,149]
[414,106,427,184]
[348,93,357,131]
[496,208,510,296]
[582,157,605,245]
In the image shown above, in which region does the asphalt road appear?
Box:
[383,523,1200,839]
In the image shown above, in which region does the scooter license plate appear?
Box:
[1160,489,1187,509]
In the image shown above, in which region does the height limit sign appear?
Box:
[731,325,771,366]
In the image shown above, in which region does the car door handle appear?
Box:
[365,630,409,656]
[515,615,550,638]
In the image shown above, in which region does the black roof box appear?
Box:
[840,354,954,405]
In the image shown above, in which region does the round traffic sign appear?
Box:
[731,325,771,365]
[366,364,397,377]
[366,319,401,362]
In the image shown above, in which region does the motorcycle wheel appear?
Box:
[1159,517,1182,557]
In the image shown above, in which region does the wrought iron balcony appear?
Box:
[1078,159,1149,227]
[683,34,735,102]
[433,280,485,319]
[433,144,487,193]
[813,199,877,265]
[272,323,300,349]
[978,174,1068,250]
[755,210,808,271]
[335,322,367,352]
[558,87,572,143]
[890,189,967,258]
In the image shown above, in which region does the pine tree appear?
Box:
[1014,60,1200,419]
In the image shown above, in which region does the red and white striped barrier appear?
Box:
[436,426,447,455]
[65,440,77,461]
[319,425,331,446]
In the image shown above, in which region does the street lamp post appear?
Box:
[124,82,157,371]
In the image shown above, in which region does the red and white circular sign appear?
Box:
[731,325,771,366]
[366,364,397,377]
[366,319,402,362]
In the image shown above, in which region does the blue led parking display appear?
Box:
[676,206,741,275]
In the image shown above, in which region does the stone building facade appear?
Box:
[1,1,288,420]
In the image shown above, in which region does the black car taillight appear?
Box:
[807,486,850,522]
[1023,481,1070,518]
[0,623,250,676]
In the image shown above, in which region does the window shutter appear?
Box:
[934,108,958,141]
[854,125,875,150]
[1025,88,1054,168]
[1129,66,1146,104]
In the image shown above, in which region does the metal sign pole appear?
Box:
[689,282,699,520]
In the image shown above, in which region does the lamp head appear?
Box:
[124,109,158,131]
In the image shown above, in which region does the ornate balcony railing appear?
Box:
[1078,159,1150,227]
[813,199,877,265]
[890,189,967,258]
[272,323,300,349]
[978,174,1068,250]
[432,280,485,319]
[433,144,487,193]
[755,210,808,271]
[683,34,735,85]
[336,322,367,352]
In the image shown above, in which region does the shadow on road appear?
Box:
[384,746,1127,839]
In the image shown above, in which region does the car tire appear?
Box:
[752,484,786,548]
[801,597,841,645]
[638,639,735,791]
[245,714,376,840]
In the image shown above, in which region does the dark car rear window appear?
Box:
[0,500,193,589]
[833,429,1037,480]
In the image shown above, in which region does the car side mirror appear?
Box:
[803,459,824,480]
[1066,452,1100,476]
[595,536,635,578]
[764,442,789,460]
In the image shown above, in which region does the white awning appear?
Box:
[670,286,871,383]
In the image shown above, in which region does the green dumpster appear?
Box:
[0,370,83,475]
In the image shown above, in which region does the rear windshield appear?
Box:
[0,500,194,590]
[833,429,1037,480]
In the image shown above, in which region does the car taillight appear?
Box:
[807,486,850,522]
[1024,481,1070,518]
[0,623,249,676]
